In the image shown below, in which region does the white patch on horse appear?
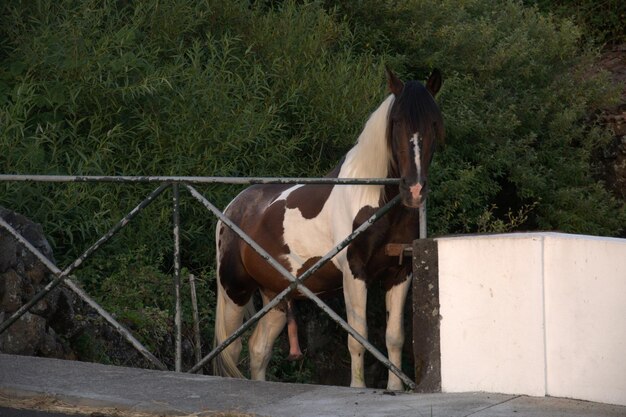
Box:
[274,184,304,203]
[411,132,421,184]
[281,192,342,278]
[409,132,423,201]
[279,96,395,279]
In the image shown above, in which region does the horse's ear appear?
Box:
[385,66,404,96]
[426,68,442,97]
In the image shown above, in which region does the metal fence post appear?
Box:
[172,183,182,372]
[419,204,427,239]
[188,273,202,372]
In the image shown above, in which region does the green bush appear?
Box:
[525,0,626,45]
[330,0,625,235]
[0,0,383,372]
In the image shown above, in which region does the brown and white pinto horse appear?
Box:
[214,68,444,390]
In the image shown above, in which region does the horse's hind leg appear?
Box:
[384,275,411,391]
[249,292,287,380]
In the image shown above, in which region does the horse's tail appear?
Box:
[212,220,255,379]
[212,280,246,378]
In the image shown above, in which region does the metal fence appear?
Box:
[0,174,424,389]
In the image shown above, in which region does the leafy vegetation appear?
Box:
[328,0,624,236]
[525,0,626,45]
[1,0,624,378]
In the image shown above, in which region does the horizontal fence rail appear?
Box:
[0,174,400,185]
[0,174,424,390]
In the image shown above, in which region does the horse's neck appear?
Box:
[334,95,394,208]
[339,95,394,180]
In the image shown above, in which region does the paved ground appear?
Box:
[0,354,625,417]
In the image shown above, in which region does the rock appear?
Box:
[0,206,76,359]
[0,311,47,355]
[0,269,25,313]
[0,237,17,272]
[0,207,55,274]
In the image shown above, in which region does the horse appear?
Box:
[213,67,444,390]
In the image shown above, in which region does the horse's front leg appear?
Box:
[385,275,411,391]
[343,272,368,388]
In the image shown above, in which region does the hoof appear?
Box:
[287,353,304,361]
[385,383,404,392]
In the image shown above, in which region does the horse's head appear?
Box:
[386,67,444,208]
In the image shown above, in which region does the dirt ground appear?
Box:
[0,394,254,417]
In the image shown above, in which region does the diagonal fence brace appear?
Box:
[0,184,170,370]
[185,185,415,389]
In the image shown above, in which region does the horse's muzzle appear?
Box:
[400,181,426,208]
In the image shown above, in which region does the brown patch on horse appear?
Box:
[219,185,291,306]
[286,185,333,219]
[284,157,344,219]
[347,205,388,284]
[293,256,343,296]
[254,255,343,300]
[240,199,293,292]
[347,204,418,289]
[218,230,258,306]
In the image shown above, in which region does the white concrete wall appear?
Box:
[438,234,547,396]
[544,235,626,406]
[436,233,626,406]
